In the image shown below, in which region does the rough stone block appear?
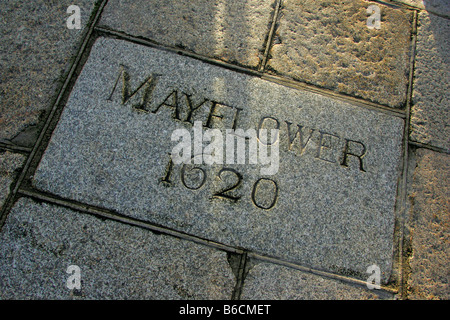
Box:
[0,0,98,143]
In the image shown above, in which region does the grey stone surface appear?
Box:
[241,261,394,299]
[406,148,449,300]
[98,0,275,68]
[267,0,413,108]
[0,197,235,299]
[0,0,98,143]
[409,12,449,151]
[33,38,404,282]
[0,151,26,211]
[392,0,450,17]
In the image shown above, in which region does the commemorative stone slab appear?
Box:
[33,38,404,282]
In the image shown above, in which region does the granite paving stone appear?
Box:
[266,0,414,108]
[33,38,404,282]
[406,148,449,299]
[241,261,394,299]
[0,151,26,211]
[0,197,235,299]
[98,0,275,68]
[409,11,449,151]
[0,0,98,144]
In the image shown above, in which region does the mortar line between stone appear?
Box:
[0,0,109,231]
[94,27,407,120]
[397,9,419,300]
[248,252,398,295]
[259,0,281,72]
[18,187,244,255]
[0,142,32,154]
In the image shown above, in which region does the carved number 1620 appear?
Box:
[160,156,278,210]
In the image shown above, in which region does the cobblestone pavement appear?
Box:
[0,0,448,300]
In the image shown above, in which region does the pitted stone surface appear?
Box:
[241,262,394,300]
[410,12,450,151]
[267,0,413,108]
[407,148,450,299]
[33,38,404,282]
[0,197,235,299]
[99,0,275,68]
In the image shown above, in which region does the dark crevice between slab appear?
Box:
[1,1,421,298]
[375,0,418,10]
[261,73,406,119]
[16,18,108,196]
[408,140,450,155]
[0,121,42,153]
[263,66,412,114]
